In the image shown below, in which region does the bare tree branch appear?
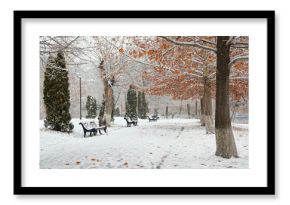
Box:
[101,37,158,67]
[226,36,235,46]
[230,76,248,80]
[198,38,216,46]
[158,36,217,53]
[229,55,249,68]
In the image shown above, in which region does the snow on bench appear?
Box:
[79,121,107,137]
[148,115,159,122]
[124,117,138,127]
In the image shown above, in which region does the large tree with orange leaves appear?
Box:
[123,36,248,158]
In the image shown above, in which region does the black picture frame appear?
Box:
[14,10,275,195]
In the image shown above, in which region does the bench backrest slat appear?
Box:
[82,122,90,130]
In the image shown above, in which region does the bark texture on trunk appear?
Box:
[99,60,114,127]
[200,98,205,126]
[203,77,215,134]
[179,100,183,115]
[195,100,198,117]
[187,104,191,119]
[215,36,238,158]
[104,81,114,126]
[165,106,168,119]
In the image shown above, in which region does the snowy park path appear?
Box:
[40,118,249,169]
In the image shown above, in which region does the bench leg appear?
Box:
[84,131,86,138]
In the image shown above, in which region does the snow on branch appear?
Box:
[207,71,216,79]
[230,43,249,49]
[101,37,204,79]
[229,76,248,80]
[229,55,249,68]
[41,36,80,54]
[230,37,249,48]
[198,38,216,46]
[226,36,235,46]
[101,37,157,68]
[158,36,217,53]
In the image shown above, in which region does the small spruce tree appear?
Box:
[98,97,105,119]
[137,92,148,119]
[43,52,73,132]
[86,95,97,118]
[98,97,106,126]
[141,92,149,118]
[126,85,137,119]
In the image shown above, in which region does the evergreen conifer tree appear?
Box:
[86,95,97,118]
[43,52,73,132]
[126,85,137,119]
[137,92,148,119]
[98,98,105,119]
[141,92,149,118]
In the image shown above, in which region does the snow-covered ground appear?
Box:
[40,117,248,169]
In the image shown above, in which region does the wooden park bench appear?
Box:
[79,122,107,138]
[148,115,159,122]
[124,117,138,127]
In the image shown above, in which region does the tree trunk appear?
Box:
[179,100,183,115]
[187,104,191,119]
[104,81,114,126]
[203,77,215,134]
[99,60,114,127]
[195,100,198,117]
[200,98,205,126]
[215,36,238,158]
[165,106,168,119]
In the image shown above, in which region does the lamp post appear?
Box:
[79,77,82,120]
